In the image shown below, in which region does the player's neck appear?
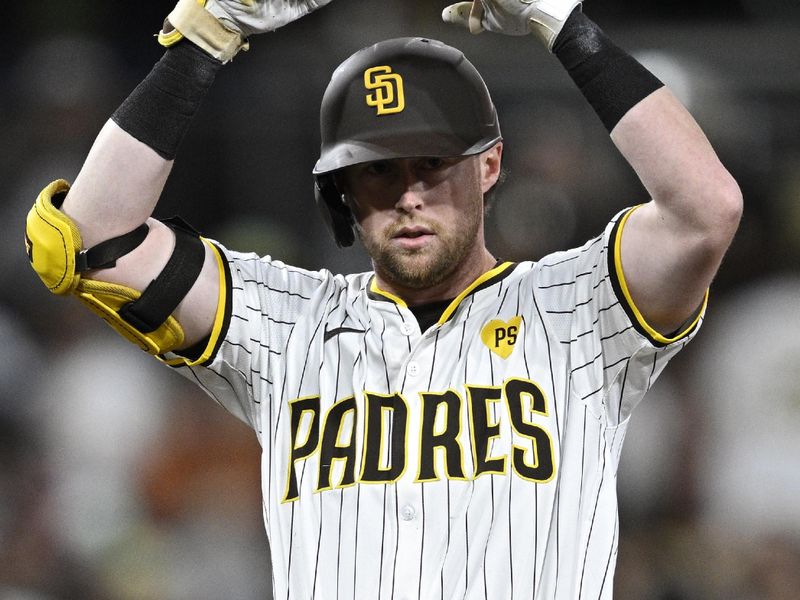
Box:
[374,248,497,307]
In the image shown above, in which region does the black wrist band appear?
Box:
[552,9,663,131]
[111,42,222,160]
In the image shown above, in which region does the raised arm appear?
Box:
[25,0,334,359]
[444,1,742,335]
[62,39,224,350]
[610,87,741,334]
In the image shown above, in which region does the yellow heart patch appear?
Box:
[481,316,522,359]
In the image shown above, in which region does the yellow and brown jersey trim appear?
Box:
[608,206,708,348]
[368,261,517,326]
[162,240,233,368]
[368,278,408,308]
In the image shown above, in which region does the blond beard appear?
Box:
[357,207,482,290]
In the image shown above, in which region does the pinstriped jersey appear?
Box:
[169,206,703,599]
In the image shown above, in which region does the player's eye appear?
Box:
[419,157,446,170]
[364,161,393,176]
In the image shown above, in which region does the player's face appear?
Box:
[341,145,502,294]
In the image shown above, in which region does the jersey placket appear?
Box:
[391,309,442,599]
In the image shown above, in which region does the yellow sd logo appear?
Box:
[364,66,405,115]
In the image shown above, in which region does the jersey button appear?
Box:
[400,322,414,336]
[400,505,416,521]
[407,361,419,377]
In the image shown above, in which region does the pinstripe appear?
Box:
[239,278,312,300]
[337,492,344,600]
[579,406,587,503]
[617,361,631,425]
[463,489,470,599]
[418,483,426,600]
[312,326,343,595]
[378,484,388,597]
[172,211,702,599]
[483,477,493,599]
[353,485,362,597]
[507,475,514,599]
[313,490,323,597]
[532,481,538,599]
[185,364,240,419]
[577,449,607,599]
[284,285,336,594]
[532,278,564,599]
[273,286,336,455]
[442,480,450,599]
[379,313,391,394]
[598,510,619,598]
[395,303,413,353]
[391,485,399,599]
[286,483,298,600]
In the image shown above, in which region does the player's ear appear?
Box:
[333,172,352,205]
[479,143,503,194]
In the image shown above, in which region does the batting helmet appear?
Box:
[313,37,502,247]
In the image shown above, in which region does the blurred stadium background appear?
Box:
[2,1,799,598]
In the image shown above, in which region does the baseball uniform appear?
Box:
[160,204,704,599]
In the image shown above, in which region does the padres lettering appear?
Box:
[364,65,405,115]
[283,377,555,502]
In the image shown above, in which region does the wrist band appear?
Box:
[111,42,222,160]
[552,9,663,131]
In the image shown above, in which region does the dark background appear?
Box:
[2,1,799,598]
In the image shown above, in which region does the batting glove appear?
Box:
[159,0,334,63]
[442,0,583,51]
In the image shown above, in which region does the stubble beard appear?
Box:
[359,208,482,290]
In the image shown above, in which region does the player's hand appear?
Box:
[204,0,333,37]
[441,0,582,50]
[159,0,335,63]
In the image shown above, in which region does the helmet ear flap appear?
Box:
[314,174,355,248]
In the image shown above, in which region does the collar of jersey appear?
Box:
[368,261,517,326]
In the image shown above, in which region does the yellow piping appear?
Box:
[614,207,708,344]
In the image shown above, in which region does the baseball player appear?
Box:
[25,0,742,598]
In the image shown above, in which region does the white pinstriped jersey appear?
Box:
[168,206,704,599]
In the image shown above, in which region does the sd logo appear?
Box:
[364,66,405,115]
[481,316,522,359]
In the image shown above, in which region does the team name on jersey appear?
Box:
[283,377,556,502]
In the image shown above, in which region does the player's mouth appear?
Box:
[391,226,436,249]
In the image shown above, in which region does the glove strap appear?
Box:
[553,10,663,131]
[158,0,249,64]
[528,0,583,50]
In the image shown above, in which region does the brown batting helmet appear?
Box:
[313,37,502,247]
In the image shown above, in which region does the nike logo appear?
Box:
[323,327,366,342]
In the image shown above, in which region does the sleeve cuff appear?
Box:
[608,206,708,348]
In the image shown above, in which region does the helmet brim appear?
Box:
[313,133,502,175]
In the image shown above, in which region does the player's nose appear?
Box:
[395,189,424,213]
[394,161,425,213]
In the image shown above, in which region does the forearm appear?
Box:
[553,9,740,231]
[553,8,741,332]
[63,122,172,247]
[26,0,337,356]
[610,87,741,234]
[62,42,221,247]
[612,87,742,332]
[58,41,224,349]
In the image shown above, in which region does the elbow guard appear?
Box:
[25,179,205,357]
